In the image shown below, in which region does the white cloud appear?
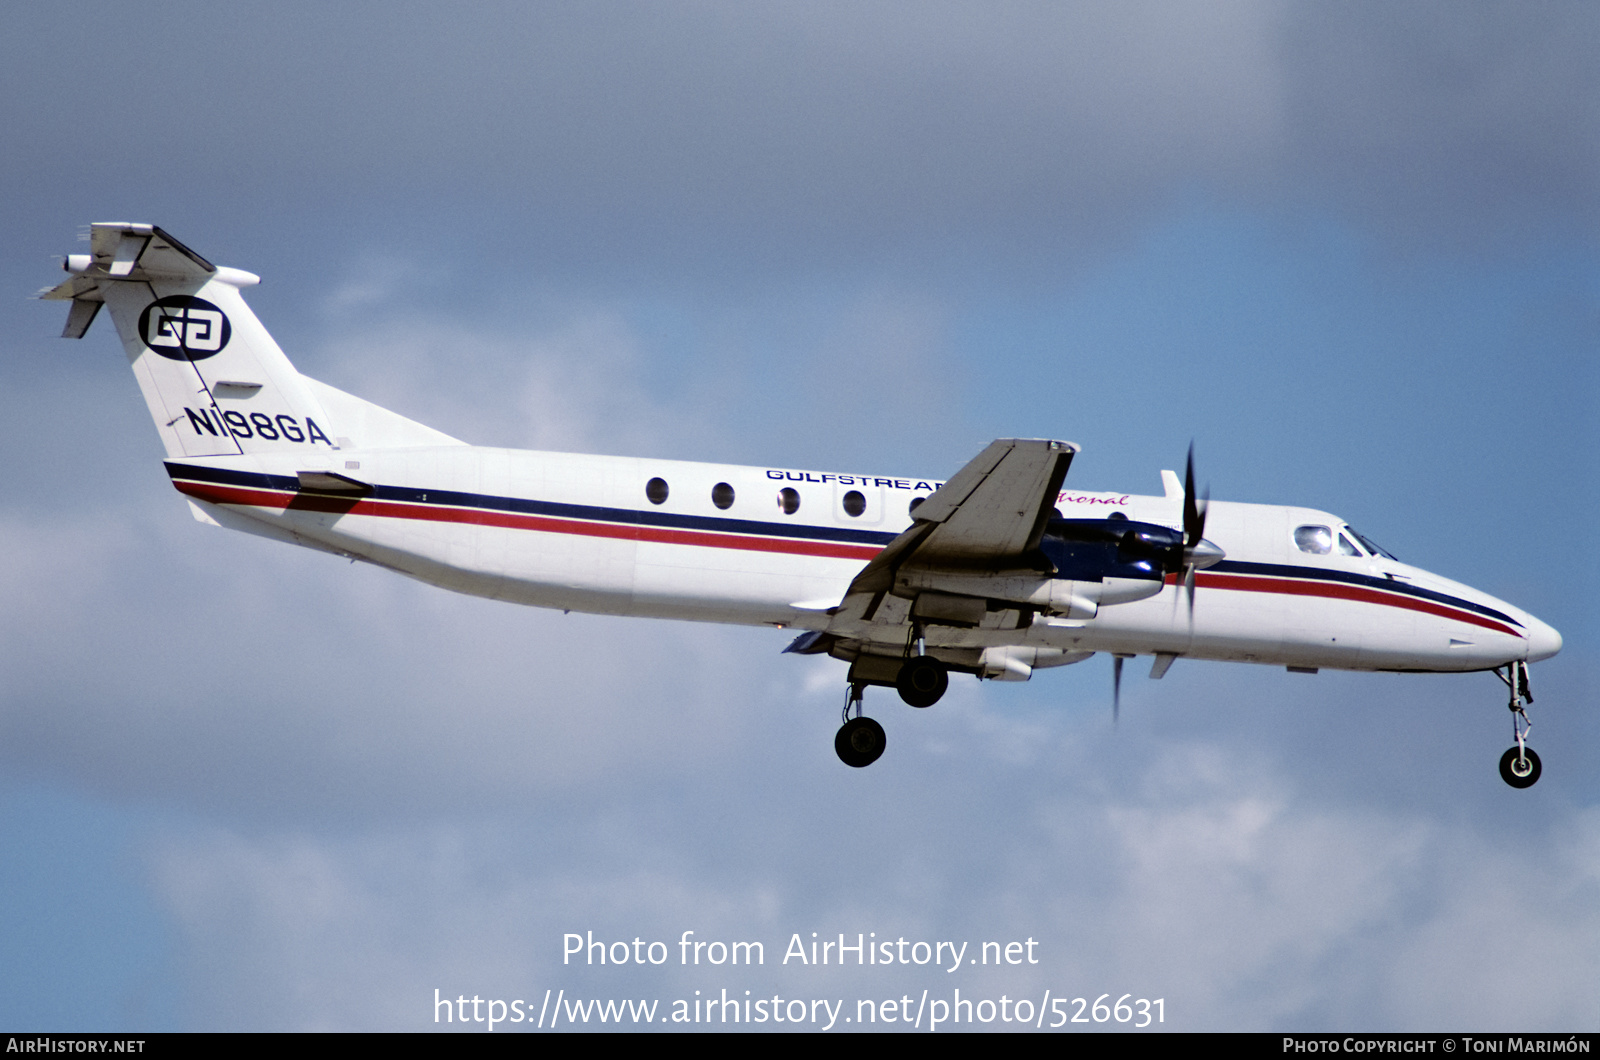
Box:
[311,309,722,458]
[143,742,1600,1030]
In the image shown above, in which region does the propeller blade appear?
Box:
[1183,443,1208,548]
[1112,654,1123,728]
[1179,442,1210,627]
[1184,444,1198,544]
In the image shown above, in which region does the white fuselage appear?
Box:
[167,446,1561,676]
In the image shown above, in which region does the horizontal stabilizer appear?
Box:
[40,223,224,341]
[90,223,215,281]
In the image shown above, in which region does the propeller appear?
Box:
[1180,443,1209,619]
[1108,445,1220,720]
[1167,443,1219,622]
[1112,654,1123,728]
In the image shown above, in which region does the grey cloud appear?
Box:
[6,2,1589,279]
[1280,1,1600,249]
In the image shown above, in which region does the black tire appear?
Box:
[896,656,948,708]
[835,717,886,768]
[1499,746,1542,789]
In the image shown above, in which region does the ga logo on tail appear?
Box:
[138,295,231,360]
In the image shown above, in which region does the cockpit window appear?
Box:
[1294,525,1333,555]
[1347,527,1398,561]
[1337,533,1362,556]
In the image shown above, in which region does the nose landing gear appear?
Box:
[1496,661,1540,789]
[1499,745,1541,788]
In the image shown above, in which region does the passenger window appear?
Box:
[712,482,735,510]
[1337,533,1362,556]
[1294,525,1333,555]
[777,487,800,515]
[842,490,866,517]
[645,477,669,505]
[909,496,926,516]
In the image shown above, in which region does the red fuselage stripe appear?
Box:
[174,481,883,561]
[1170,571,1521,638]
[177,479,1520,635]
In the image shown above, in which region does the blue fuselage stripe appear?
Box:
[165,462,901,547]
[1209,559,1520,630]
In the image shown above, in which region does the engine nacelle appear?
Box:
[1100,575,1165,606]
[979,645,1096,681]
[891,516,1210,625]
[896,571,1162,623]
[897,571,1101,619]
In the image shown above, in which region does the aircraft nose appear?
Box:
[1525,616,1563,663]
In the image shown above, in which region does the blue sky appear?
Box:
[1,1,1595,1031]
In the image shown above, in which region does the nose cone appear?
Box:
[1525,615,1563,663]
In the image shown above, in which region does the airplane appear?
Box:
[40,223,1563,784]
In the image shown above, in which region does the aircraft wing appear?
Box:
[845,438,1078,597]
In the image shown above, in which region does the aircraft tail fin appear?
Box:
[41,223,461,458]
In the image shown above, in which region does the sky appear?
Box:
[1,0,1596,1032]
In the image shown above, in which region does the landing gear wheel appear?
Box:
[896,656,948,708]
[1499,746,1541,789]
[835,717,886,768]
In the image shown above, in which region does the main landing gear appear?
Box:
[836,683,886,768]
[1495,661,1541,789]
[833,654,950,767]
[897,655,948,709]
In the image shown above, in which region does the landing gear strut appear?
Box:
[1495,661,1541,789]
[835,682,885,768]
